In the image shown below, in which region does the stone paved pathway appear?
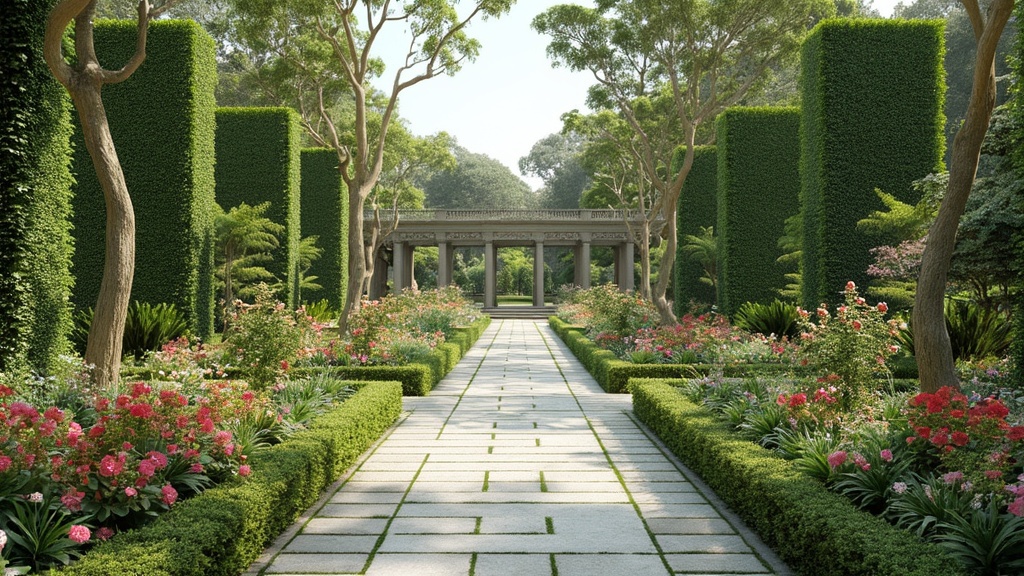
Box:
[248,319,789,576]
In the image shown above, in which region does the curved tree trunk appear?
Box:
[75,87,135,389]
[913,0,1012,393]
[653,135,695,326]
[44,0,155,390]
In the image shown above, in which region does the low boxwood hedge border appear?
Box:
[630,378,967,576]
[548,316,807,393]
[124,316,491,396]
[59,380,403,576]
[289,316,491,395]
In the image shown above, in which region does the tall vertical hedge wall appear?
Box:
[300,148,348,309]
[716,107,802,317]
[673,145,717,315]
[70,20,218,338]
[0,0,75,374]
[1012,2,1024,382]
[800,19,945,309]
[215,108,302,309]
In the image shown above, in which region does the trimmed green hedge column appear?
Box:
[70,20,218,338]
[716,107,801,316]
[300,148,348,309]
[800,19,945,309]
[215,108,302,309]
[673,145,717,314]
[0,0,76,374]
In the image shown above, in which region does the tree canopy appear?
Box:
[424,146,536,210]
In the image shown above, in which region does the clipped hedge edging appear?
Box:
[548,317,810,392]
[290,316,492,396]
[59,380,402,576]
[631,379,967,576]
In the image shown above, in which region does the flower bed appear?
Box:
[54,380,401,576]
[632,379,967,576]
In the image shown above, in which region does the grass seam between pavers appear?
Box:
[622,411,783,575]
[250,408,413,575]
[533,322,674,576]
[435,319,504,440]
[360,453,431,573]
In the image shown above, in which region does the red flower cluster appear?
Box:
[907,386,1024,487]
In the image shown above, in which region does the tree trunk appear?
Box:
[74,86,135,390]
[339,187,367,333]
[638,219,652,299]
[913,0,1012,393]
[653,138,695,326]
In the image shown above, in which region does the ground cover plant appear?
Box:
[555,281,1021,574]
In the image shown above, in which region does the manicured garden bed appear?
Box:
[56,380,402,576]
[631,378,966,576]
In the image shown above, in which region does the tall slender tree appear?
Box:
[534,0,832,325]
[914,0,1015,393]
[229,0,514,331]
[44,0,184,387]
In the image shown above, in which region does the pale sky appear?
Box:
[377,0,903,191]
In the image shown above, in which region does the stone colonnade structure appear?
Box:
[368,210,642,306]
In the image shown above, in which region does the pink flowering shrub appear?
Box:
[222,283,322,389]
[556,284,658,339]
[0,377,265,566]
[345,287,479,365]
[795,282,902,410]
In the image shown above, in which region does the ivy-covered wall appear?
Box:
[215,108,302,309]
[70,20,218,338]
[0,0,76,374]
[300,148,348,309]
[800,18,945,309]
[673,145,717,315]
[716,107,801,317]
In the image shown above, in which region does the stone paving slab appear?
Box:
[251,320,789,576]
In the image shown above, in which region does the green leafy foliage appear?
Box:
[800,19,945,309]
[299,148,348,310]
[716,107,802,316]
[673,146,718,313]
[72,302,188,359]
[733,300,801,341]
[214,202,285,315]
[936,501,1024,574]
[69,20,218,338]
[4,494,83,571]
[0,0,75,374]
[215,107,302,308]
[898,299,1012,362]
[424,146,536,209]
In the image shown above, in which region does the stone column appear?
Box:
[575,238,591,289]
[533,240,545,306]
[392,241,407,293]
[484,240,497,308]
[437,241,452,287]
[618,242,635,291]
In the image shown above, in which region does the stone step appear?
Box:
[482,306,557,319]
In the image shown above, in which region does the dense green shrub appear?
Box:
[72,302,188,359]
[0,0,76,374]
[800,19,945,309]
[215,107,302,309]
[59,380,402,576]
[716,107,801,316]
[733,300,801,340]
[673,145,717,313]
[300,148,348,309]
[70,20,218,338]
[631,379,968,576]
